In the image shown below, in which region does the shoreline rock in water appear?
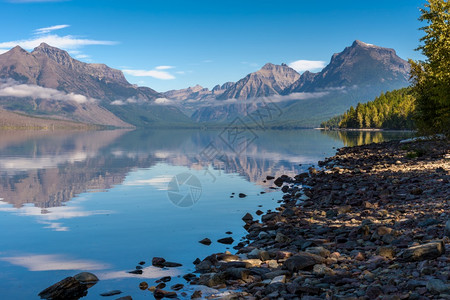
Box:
[187,138,449,299]
[38,272,99,299]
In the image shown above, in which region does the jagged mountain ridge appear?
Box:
[0,40,412,127]
[184,40,411,124]
[0,43,193,127]
[0,43,160,101]
[162,63,301,103]
[285,40,410,93]
[217,63,301,100]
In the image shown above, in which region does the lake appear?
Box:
[0,129,414,299]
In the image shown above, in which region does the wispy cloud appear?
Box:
[122,69,175,80]
[0,254,108,271]
[34,24,69,35]
[111,97,139,106]
[99,265,181,280]
[123,175,173,190]
[0,34,116,51]
[288,60,326,73]
[0,79,96,103]
[155,65,175,70]
[154,97,177,105]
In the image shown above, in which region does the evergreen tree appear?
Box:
[409,0,450,134]
[322,88,416,130]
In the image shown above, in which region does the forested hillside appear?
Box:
[321,88,416,130]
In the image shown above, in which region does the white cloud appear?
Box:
[0,254,109,271]
[0,49,8,54]
[99,265,181,280]
[0,34,116,51]
[155,65,175,70]
[74,54,90,59]
[122,69,175,80]
[34,24,69,35]
[288,60,326,73]
[0,79,96,103]
[111,100,125,105]
[0,151,90,171]
[123,175,172,190]
[111,97,140,106]
[154,97,176,105]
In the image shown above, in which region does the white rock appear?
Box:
[270,275,286,284]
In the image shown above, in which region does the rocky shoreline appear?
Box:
[38,137,449,300]
[185,137,449,299]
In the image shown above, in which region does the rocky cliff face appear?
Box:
[0,43,193,127]
[217,63,301,100]
[163,84,214,101]
[188,41,411,124]
[0,43,159,101]
[286,40,410,93]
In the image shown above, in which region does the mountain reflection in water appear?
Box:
[0,129,398,209]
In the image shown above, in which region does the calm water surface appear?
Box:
[0,129,414,299]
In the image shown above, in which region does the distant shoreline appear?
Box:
[316,127,417,133]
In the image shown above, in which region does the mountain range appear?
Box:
[0,43,191,127]
[0,40,411,128]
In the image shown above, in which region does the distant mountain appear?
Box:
[164,84,212,101]
[0,43,193,127]
[275,40,411,127]
[285,40,410,94]
[0,109,95,130]
[0,43,161,101]
[217,63,300,100]
[163,62,301,103]
[183,40,411,126]
[168,63,301,122]
[0,40,412,128]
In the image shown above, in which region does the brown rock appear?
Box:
[402,241,445,261]
[139,282,149,290]
[153,289,177,298]
[199,238,212,245]
[377,246,396,259]
[152,257,166,267]
[284,252,325,272]
[217,237,234,244]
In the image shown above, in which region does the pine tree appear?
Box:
[409,0,450,134]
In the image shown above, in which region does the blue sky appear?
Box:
[0,0,426,92]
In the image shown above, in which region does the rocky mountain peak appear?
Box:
[216,63,300,100]
[32,42,73,65]
[9,45,28,54]
[261,63,276,70]
[287,40,410,93]
[352,40,377,48]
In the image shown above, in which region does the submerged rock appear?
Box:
[153,289,177,298]
[199,238,212,245]
[100,290,122,296]
[217,237,234,245]
[152,257,166,267]
[38,272,99,300]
